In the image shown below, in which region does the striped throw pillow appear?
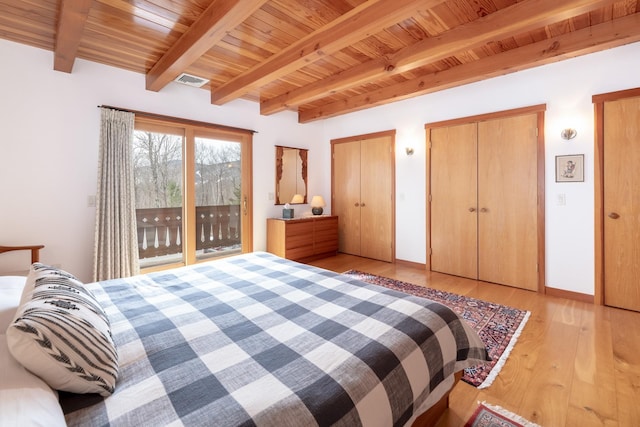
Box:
[6,263,118,397]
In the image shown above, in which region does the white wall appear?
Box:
[2,37,639,295]
[322,41,640,296]
[0,38,326,281]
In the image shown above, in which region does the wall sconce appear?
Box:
[310,195,326,215]
[560,128,577,140]
[405,147,414,156]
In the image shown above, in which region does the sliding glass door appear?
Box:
[133,123,185,268]
[133,117,252,271]
[193,135,242,262]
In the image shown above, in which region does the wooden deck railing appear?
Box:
[136,205,240,259]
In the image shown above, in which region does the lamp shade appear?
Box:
[290,194,304,203]
[311,196,325,207]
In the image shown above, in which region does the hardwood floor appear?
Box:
[309,254,640,427]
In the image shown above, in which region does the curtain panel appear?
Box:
[93,108,139,281]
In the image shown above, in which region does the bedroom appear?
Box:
[1,0,640,425]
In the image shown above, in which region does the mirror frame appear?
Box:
[275,145,308,205]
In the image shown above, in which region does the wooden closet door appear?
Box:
[430,124,478,278]
[360,136,393,262]
[603,96,640,311]
[333,141,361,255]
[477,114,538,290]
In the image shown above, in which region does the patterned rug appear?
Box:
[342,270,530,389]
[465,402,540,427]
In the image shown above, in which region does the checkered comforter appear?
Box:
[64,252,489,427]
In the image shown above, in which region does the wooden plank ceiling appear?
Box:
[1,0,639,122]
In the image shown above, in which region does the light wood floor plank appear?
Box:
[610,309,640,426]
[566,305,618,426]
[517,319,580,426]
[308,254,640,426]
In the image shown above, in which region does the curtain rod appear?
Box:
[97,105,257,134]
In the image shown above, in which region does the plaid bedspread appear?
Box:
[64,252,489,427]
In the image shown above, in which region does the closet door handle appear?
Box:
[468,207,476,212]
[361,203,366,207]
[355,202,360,207]
[480,208,488,213]
[608,212,620,219]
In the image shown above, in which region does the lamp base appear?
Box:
[311,207,323,215]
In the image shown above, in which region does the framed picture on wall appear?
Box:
[556,154,584,182]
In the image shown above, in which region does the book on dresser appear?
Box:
[266,216,338,262]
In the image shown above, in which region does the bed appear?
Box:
[1,245,489,427]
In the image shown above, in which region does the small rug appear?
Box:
[465,402,540,427]
[342,270,530,389]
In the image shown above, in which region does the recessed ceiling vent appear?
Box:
[174,72,209,87]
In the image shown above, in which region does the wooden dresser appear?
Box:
[266,216,338,262]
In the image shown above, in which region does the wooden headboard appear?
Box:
[0,245,45,264]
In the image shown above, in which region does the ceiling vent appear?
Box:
[174,73,209,88]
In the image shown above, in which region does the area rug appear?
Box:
[342,270,530,389]
[465,402,540,427]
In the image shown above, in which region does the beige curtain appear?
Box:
[93,107,139,281]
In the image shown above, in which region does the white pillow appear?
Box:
[0,334,66,427]
[0,275,27,330]
[6,263,118,397]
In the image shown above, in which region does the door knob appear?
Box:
[469,207,476,212]
[361,203,366,207]
[355,202,360,207]
[608,212,620,219]
[480,208,488,213]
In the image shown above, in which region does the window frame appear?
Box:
[134,114,253,273]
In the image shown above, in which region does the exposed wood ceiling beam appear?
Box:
[262,0,618,115]
[298,12,640,123]
[53,0,92,73]
[145,0,266,92]
[209,0,446,105]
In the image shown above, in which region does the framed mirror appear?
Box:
[275,145,307,205]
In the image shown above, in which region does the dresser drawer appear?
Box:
[285,221,314,237]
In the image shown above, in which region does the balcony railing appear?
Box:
[136,205,240,260]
